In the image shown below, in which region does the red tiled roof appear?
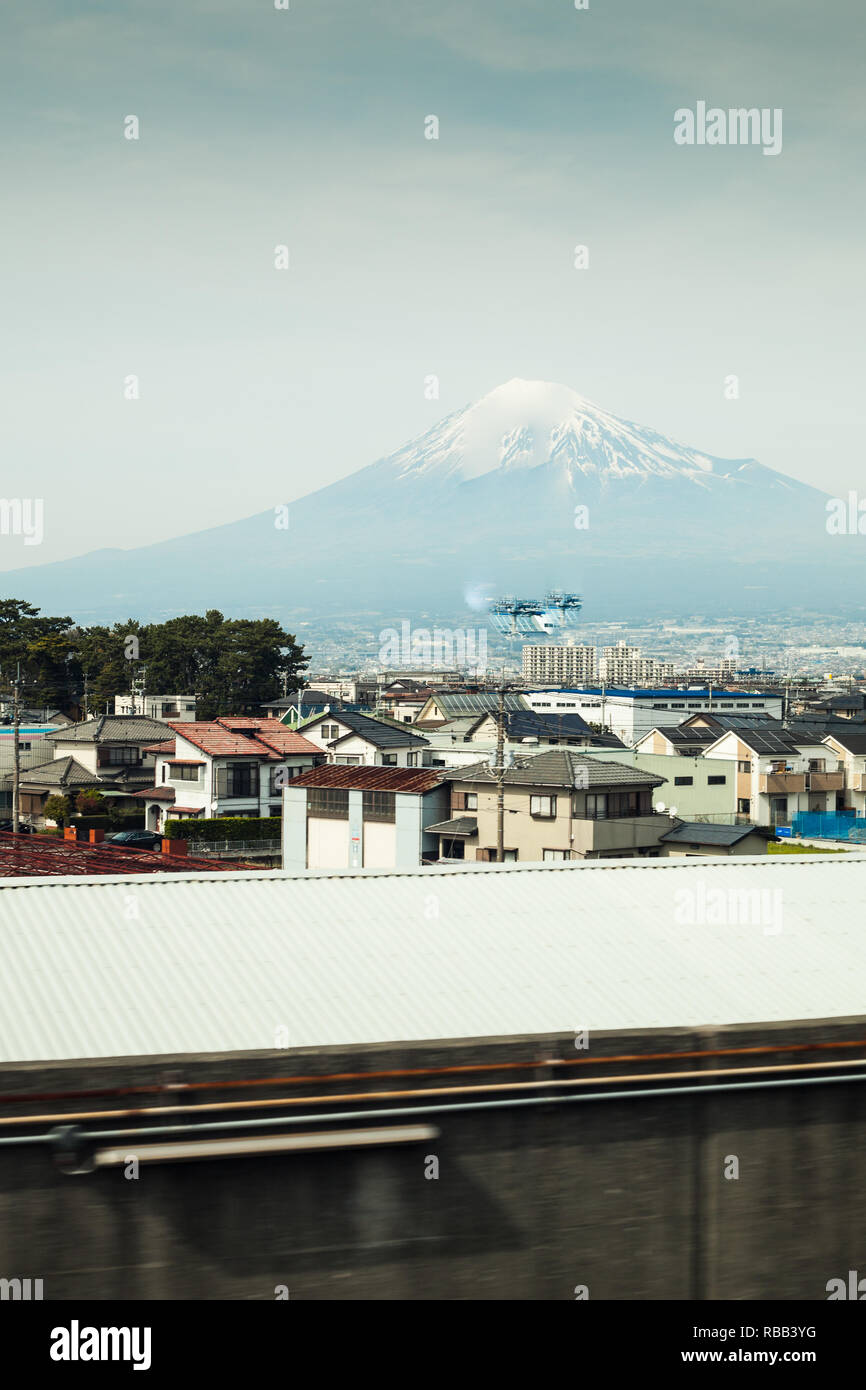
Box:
[143,740,176,755]
[167,721,274,757]
[252,728,319,755]
[171,806,204,814]
[168,719,318,760]
[289,765,445,792]
[129,787,176,801]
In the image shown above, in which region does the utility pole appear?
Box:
[11,664,21,836]
[495,684,506,862]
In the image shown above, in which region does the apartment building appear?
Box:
[521,644,598,685]
[598,641,674,686]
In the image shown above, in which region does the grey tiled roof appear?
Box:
[446,749,665,790]
[661,822,771,846]
[19,755,102,789]
[48,715,174,744]
[320,711,429,749]
[425,817,479,837]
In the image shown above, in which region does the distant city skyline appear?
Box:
[2,0,863,571]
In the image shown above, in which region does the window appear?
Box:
[99,746,139,766]
[808,759,825,772]
[720,702,733,708]
[169,764,201,782]
[270,765,297,792]
[674,776,693,786]
[161,704,179,717]
[215,763,259,799]
[381,753,398,765]
[530,794,557,818]
[543,849,567,861]
[738,760,752,773]
[584,793,607,820]
[308,787,349,818]
[465,792,477,810]
[321,723,339,740]
[670,703,684,709]
[707,775,726,785]
[363,790,396,822]
[738,798,751,814]
[503,849,517,862]
[334,756,362,765]
[407,752,417,766]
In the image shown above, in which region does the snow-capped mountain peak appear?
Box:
[383,379,733,487]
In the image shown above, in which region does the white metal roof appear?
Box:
[1,855,864,1063]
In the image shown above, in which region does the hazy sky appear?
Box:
[2,0,863,568]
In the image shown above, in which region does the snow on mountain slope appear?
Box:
[379,378,761,488]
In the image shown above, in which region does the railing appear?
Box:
[187,839,282,856]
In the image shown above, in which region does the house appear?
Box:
[703,725,846,827]
[428,749,673,861]
[19,715,174,820]
[414,692,528,729]
[298,710,430,766]
[282,764,451,869]
[659,822,773,857]
[634,725,720,757]
[135,718,322,832]
[376,679,434,724]
[260,692,366,722]
[822,731,866,815]
[114,693,197,721]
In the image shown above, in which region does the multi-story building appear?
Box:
[524,688,783,745]
[19,715,176,820]
[521,644,598,685]
[599,641,674,686]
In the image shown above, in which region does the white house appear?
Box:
[136,717,322,832]
[703,727,845,827]
[299,710,430,767]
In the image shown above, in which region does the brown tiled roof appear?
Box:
[143,740,177,755]
[168,721,277,758]
[171,719,319,760]
[129,786,176,801]
[290,765,445,792]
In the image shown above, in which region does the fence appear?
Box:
[790,812,866,843]
[187,839,281,857]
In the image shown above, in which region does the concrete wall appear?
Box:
[1,1017,864,1300]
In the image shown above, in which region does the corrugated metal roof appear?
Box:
[1,855,866,1063]
[290,765,445,792]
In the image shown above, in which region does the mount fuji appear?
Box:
[2,380,856,625]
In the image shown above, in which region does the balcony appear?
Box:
[759,772,805,794]
[808,771,844,792]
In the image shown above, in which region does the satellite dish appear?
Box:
[655,801,666,812]
[669,806,678,817]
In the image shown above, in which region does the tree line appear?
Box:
[0,600,309,721]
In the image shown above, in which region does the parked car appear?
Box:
[103,829,164,852]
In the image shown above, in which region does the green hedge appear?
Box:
[164,817,282,842]
[73,815,111,832]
